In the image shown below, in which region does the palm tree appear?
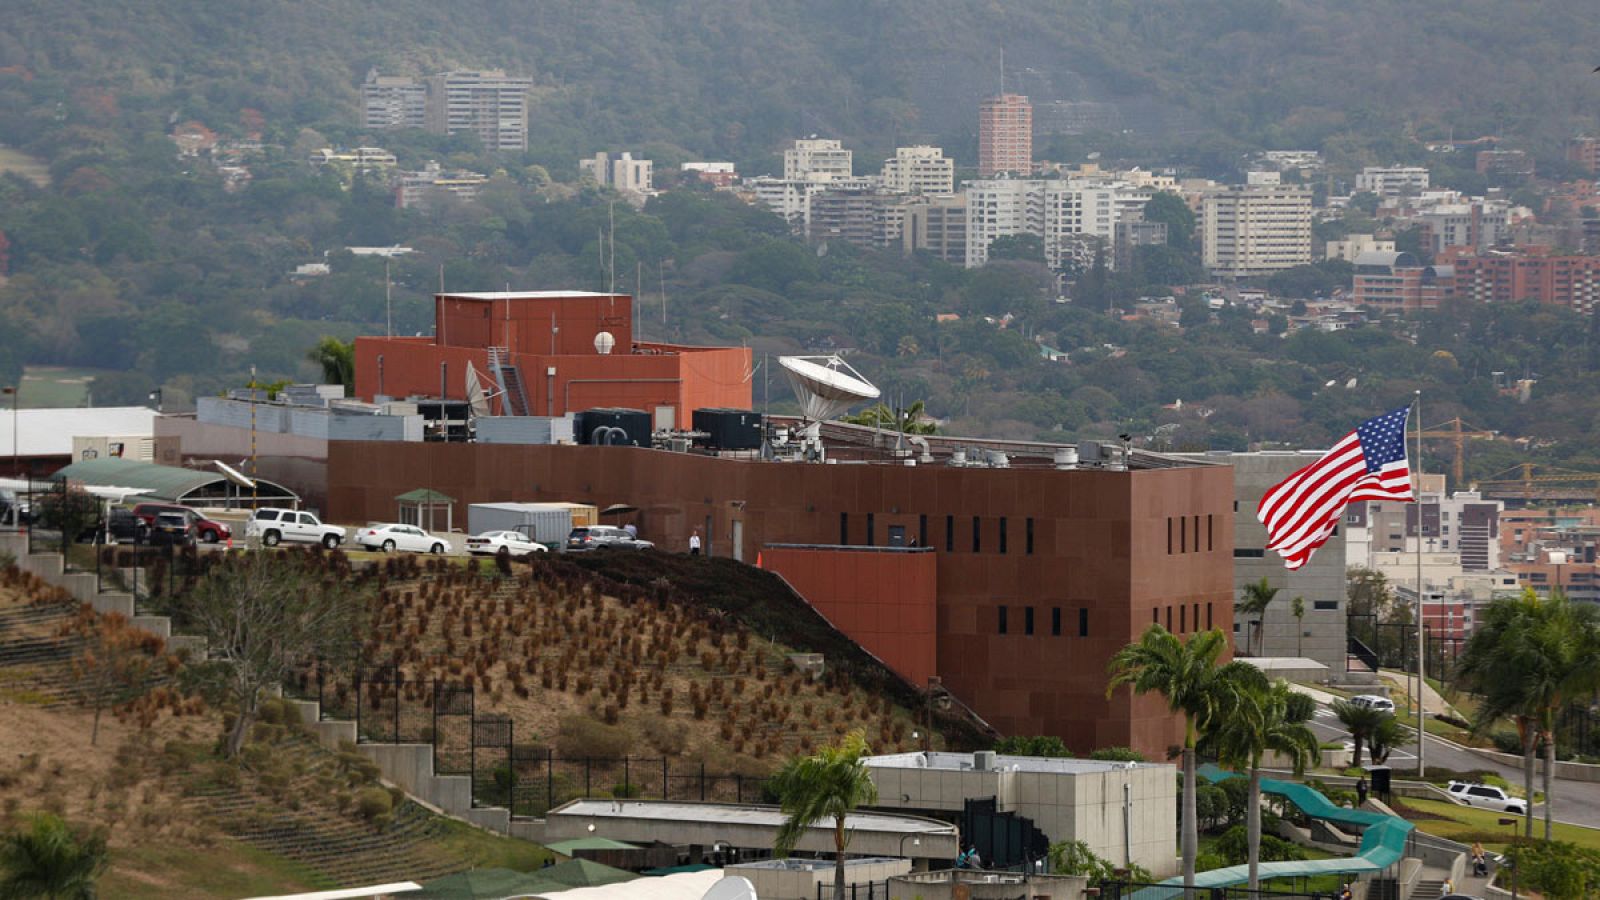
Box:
[1237,578,1280,657]
[1108,626,1257,895]
[1331,699,1389,769]
[306,337,355,394]
[1205,680,1320,890]
[1291,596,1306,658]
[771,731,880,898]
[1460,588,1600,840]
[0,813,108,900]
[841,400,937,434]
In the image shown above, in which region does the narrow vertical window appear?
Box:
[1153,607,1160,624]
[1193,603,1200,633]
[972,516,981,553]
[1180,516,1187,553]
[1167,517,1173,554]
[1026,518,1035,555]
[999,517,1008,555]
[998,605,1008,635]
[866,513,875,547]
[840,512,848,545]
[1054,607,1063,636]
[919,514,928,548]
[946,515,954,552]
[1207,514,1214,551]
[1024,607,1035,635]
[1166,606,1172,631]
[1207,602,1214,630]
[1079,608,1089,637]
[1180,604,1187,633]
[1194,515,1201,551]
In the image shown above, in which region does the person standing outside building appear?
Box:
[1356,775,1368,807]
[689,528,701,556]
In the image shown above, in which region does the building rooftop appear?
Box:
[864,750,1166,774]
[732,857,901,872]
[437,290,623,300]
[549,799,957,836]
[0,406,157,458]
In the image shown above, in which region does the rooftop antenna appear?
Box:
[384,257,393,338]
[1000,47,1005,95]
[608,200,617,295]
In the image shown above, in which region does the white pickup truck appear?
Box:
[245,508,346,548]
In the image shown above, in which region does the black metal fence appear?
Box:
[1096,882,1342,900]
[292,664,778,817]
[816,882,889,900]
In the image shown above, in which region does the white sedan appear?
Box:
[465,530,548,557]
[356,523,451,554]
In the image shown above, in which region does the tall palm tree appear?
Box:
[1459,589,1547,838]
[0,813,108,900]
[1291,596,1306,658]
[1205,680,1320,890]
[1108,626,1256,895]
[1461,588,1600,840]
[1237,578,1281,657]
[305,336,355,394]
[771,731,880,898]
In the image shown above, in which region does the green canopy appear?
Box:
[544,837,640,857]
[538,858,639,887]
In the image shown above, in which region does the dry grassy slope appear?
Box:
[0,569,548,898]
[351,553,980,788]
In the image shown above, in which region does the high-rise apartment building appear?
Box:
[579,152,654,197]
[964,179,1120,270]
[881,146,955,194]
[425,71,533,152]
[361,71,429,130]
[978,94,1033,177]
[784,138,853,182]
[902,194,969,264]
[1355,166,1431,196]
[1200,185,1313,278]
[361,69,531,152]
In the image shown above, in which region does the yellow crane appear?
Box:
[1471,463,1600,504]
[1417,417,1496,486]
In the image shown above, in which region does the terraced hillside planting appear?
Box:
[295,551,982,813]
[0,562,548,898]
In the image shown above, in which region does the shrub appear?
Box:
[994,735,1072,758]
[355,786,392,822]
[1088,746,1145,762]
[611,782,642,798]
[1492,731,1527,754]
[556,716,633,759]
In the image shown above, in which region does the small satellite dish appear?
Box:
[594,331,616,355]
[700,876,758,900]
[214,459,256,489]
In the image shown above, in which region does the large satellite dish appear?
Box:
[778,355,879,462]
[700,876,758,900]
[779,355,880,422]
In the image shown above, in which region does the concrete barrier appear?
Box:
[1465,745,1600,783]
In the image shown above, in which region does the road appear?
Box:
[1306,699,1600,829]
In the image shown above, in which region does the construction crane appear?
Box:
[1472,463,1600,504]
[1417,417,1496,486]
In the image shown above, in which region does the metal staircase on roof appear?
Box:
[485,346,530,417]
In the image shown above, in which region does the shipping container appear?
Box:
[467,503,574,544]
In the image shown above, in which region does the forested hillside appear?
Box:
[0,0,1599,475]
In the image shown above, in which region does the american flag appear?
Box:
[1257,407,1415,570]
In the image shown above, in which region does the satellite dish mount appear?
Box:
[777,355,880,462]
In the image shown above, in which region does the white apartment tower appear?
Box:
[881,146,955,194]
[580,152,654,196]
[1201,185,1313,278]
[424,70,533,152]
[784,138,853,182]
[1355,166,1431,196]
[362,71,428,130]
[964,179,1121,270]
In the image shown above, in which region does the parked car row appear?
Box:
[74,503,233,547]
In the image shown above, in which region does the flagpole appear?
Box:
[1414,389,1426,778]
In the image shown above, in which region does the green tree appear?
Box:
[986,233,1046,265]
[1204,680,1319,889]
[306,336,355,394]
[992,735,1071,757]
[1237,577,1281,657]
[0,813,108,899]
[771,732,879,898]
[1107,626,1256,895]
[1143,192,1196,252]
[1331,699,1390,769]
[1459,588,1600,840]
[1291,596,1306,658]
[172,552,368,757]
[841,400,936,434]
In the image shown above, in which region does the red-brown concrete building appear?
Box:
[354,292,751,428]
[159,289,1238,758]
[1448,248,1600,313]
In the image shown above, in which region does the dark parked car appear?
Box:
[564,525,653,551]
[147,512,196,547]
[76,508,149,544]
[131,503,232,543]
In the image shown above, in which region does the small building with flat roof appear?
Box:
[863,751,1177,878]
[540,799,959,863]
[727,857,911,900]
